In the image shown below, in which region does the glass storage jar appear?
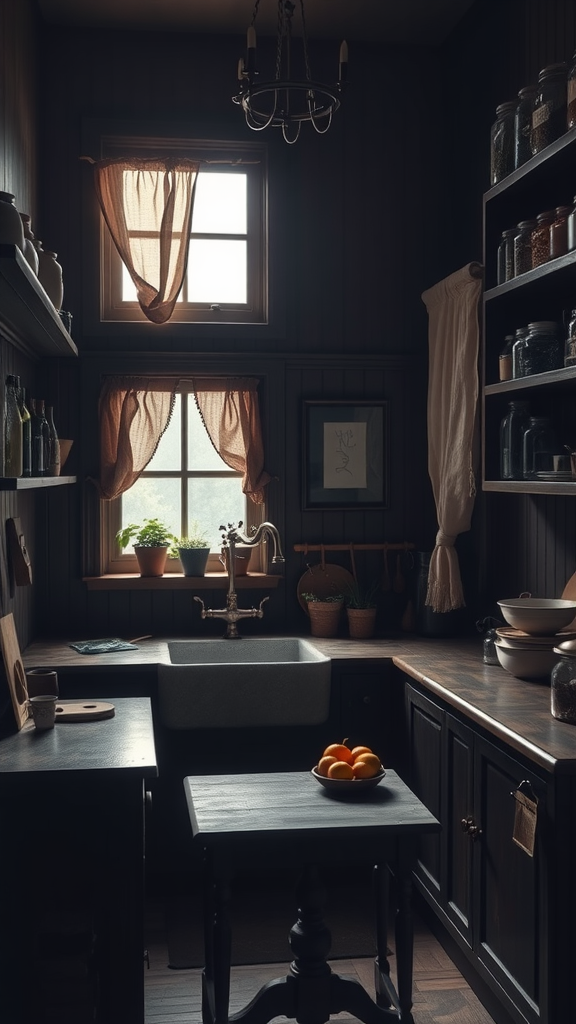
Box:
[513,219,537,275]
[514,85,537,168]
[551,640,576,723]
[531,210,555,268]
[567,195,576,251]
[565,309,576,367]
[550,205,572,258]
[497,227,517,283]
[522,320,564,376]
[512,326,529,377]
[500,400,530,480]
[568,50,576,128]
[499,334,515,381]
[490,101,516,184]
[522,415,558,479]
[530,62,568,155]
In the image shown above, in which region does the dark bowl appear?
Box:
[311,765,386,794]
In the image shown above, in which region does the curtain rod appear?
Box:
[79,156,261,165]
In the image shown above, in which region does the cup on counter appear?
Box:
[26,669,59,698]
[27,694,58,730]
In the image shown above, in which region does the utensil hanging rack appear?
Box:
[294,541,416,583]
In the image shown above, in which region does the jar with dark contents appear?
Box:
[512,326,529,377]
[550,205,572,259]
[514,85,537,168]
[551,641,576,723]
[499,334,515,381]
[530,63,568,155]
[565,309,576,367]
[531,210,555,268]
[568,50,576,129]
[490,101,516,185]
[523,320,564,376]
[567,195,576,251]
[497,227,517,283]
[513,219,537,275]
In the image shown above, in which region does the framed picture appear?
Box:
[302,400,389,510]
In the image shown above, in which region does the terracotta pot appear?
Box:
[347,607,377,639]
[308,601,343,638]
[134,545,168,578]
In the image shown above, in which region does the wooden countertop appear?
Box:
[19,634,576,774]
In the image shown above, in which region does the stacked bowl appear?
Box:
[495,598,576,681]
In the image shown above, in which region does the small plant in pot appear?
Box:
[171,523,211,577]
[116,518,177,578]
[301,592,344,638]
[344,580,379,639]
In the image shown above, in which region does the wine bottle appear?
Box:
[46,404,61,477]
[4,375,23,477]
[36,400,51,476]
[30,398,44,476]
[16,378,32,477]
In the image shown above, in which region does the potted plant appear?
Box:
[344,580,379,639]
[116,518,177,578]
[301,592,344,638]
[171,523,211,577]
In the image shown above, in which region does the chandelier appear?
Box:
[233,0,347,144]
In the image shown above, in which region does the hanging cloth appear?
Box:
[93,156,199,324]
[421,262,483,613]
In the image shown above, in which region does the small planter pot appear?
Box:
[307,601,343,638]
[347,607,377,639]
[178,546,210,577]
[134,545,168,578]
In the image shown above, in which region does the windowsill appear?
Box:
[82,572,283,591]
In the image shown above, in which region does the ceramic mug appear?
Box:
[26,668,59,698]
[28,694,58,730]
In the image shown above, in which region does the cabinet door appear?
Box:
[473,735,548,1024]
[338,667,391,759]
[405,682,443,901]
[444,712,474,948]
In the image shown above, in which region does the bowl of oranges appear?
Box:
[311,740,386,794]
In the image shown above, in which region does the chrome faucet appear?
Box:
[194,521,285,639]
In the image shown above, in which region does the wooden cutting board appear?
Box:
[0,613,29,729]
[561,571,576,629]
[55,701,115,722]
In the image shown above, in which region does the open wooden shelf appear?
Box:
[0,475,76,490]
[0,243,77,358]
[82,573,283,591]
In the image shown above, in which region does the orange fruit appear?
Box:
[323,742,353,764]
[317,755,338,777]
[327,760,355,780]
[352,752,382,777]
[350,745,373,760]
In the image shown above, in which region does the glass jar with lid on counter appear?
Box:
[551,640,576,723]
[530,62,568,155]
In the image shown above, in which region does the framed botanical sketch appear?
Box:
[302,400,389,510]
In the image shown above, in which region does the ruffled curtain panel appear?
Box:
[96,376,270,504]
[421,262,483,613]
[93,157,199,324]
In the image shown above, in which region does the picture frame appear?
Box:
[302,400,389,510]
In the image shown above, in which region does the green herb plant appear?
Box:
[301,592,344,604]
[169,521,210,557]
[344,580,380,609]
[116,518,177,550]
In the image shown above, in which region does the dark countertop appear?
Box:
[20,634,576,774]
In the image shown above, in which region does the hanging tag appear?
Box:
[511,781,538,857]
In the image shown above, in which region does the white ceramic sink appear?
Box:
[157,637,331,729]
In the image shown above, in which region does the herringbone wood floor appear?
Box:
[144,894,497,1024]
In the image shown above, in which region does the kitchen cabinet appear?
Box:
[404,680,549,1024]
[482,127,576,493]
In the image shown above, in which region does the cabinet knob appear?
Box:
[461,816,482,840]
[363,696,371,704]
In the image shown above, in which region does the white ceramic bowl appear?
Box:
[494,640,556,681]
[497,598,576,636]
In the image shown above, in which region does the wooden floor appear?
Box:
[144,895,497,1024]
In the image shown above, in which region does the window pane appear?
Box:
[188,478,244,550]
[188,240,246,303]
[188,397,229,470]
[121,478,180,551]
[192,173,247,234]
[147,398,181,471]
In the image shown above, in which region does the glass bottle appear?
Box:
[15,378,32,478]
[551,640,576,723]
[565,309,576,367]
[45,405,61,477]
[567,195,576,251]
[530,62,568,155]
[512,326,529,378]
[0,192,25,250]
[522,415,558,479]
[36,400,51,475]
[514,85,537,168]
[522,321,563,375]
[4,375,23,478]
[531,210,555,268]
[550,205,572,259]
[513,219,537,276]
[499,334,515,381]
[568,50,576,129]
[490,101,516,185]
[500,400,530,480]
[497,227,517,283]
[29,398,45,476]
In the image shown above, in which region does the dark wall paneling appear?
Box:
[0,0,38,213]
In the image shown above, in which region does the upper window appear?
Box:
[99,138,268,325]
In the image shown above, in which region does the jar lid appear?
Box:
[553,639,576,657]
[538,62,568,80]
[518,85,537,98]
[555,206,572,216]
[496,101,517,115]
[527,321,562,331]
[536,210,555,223]
[517,219,537,229]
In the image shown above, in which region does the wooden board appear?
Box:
[0,612,28,729]
[55,701,115,722]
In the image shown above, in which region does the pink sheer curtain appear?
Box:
[93,157,199,324]
[193,378,271,504]
[95,376,271,505]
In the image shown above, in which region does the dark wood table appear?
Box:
[184,770,440,1024]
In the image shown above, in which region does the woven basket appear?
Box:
[308,601,343,638]
[347,607,377,639]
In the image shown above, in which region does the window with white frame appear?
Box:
[106,389,263,575]
[100,138,267,325]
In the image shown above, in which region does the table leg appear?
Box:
[394,862,415,1024]
[202,851,233,1024]
[373,863,397,1012]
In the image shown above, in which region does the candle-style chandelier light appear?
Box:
[233,0,348,144]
